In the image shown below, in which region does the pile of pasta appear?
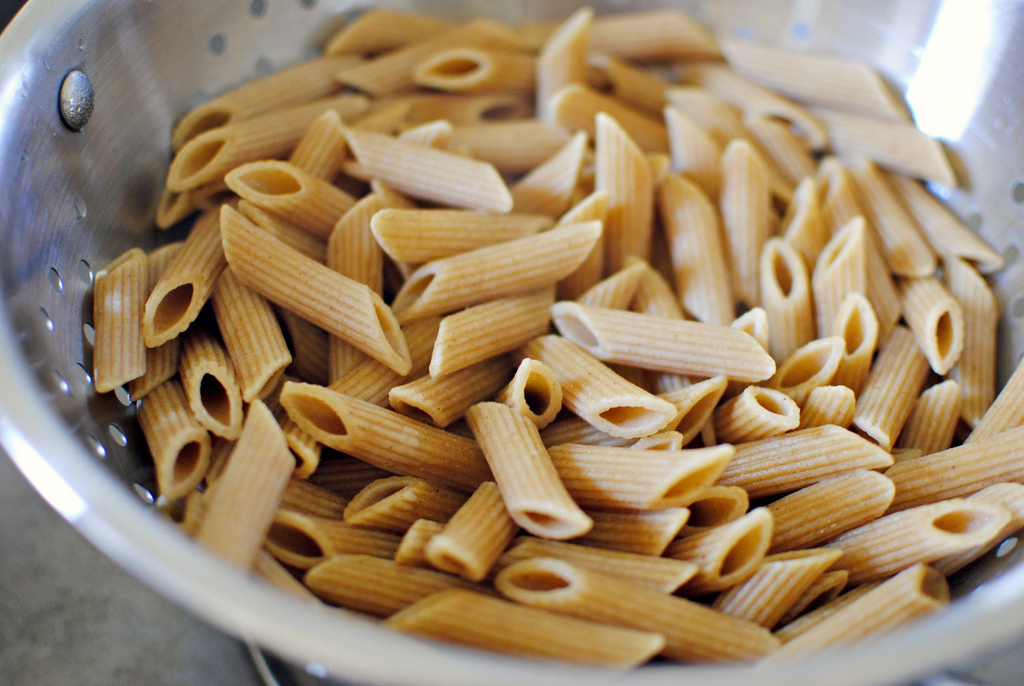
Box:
[90,5,1024,668]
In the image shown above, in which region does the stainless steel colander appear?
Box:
[3,1,1024,684]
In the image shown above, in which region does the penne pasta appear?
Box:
[946,257,999,428]
[899,275,965,376]
[386,588,664,668]
[519,335,679,439]
[759,238,815,362]
[279,382,491,492]
[591,53,668,117]
[895,380,962,456]
[195,401,294,569]
[577,257,647,310]
[220,205,411,375]
[934,483,1024,576]
[391,222,600,322]
[719,138,773,307]
[465,402,592,539]
[389,356,513,427]
[93,248,148,393]
[237,201,327,264]
[767,469,896,553]
[288,109,349,181]
[494,358,563,430]
[137,379,212,501]
[510,131,589,217]
[425,481,518,581]
[551,302,776,382]
[545,443,733,511]
[659,376,729,445]
[264,508,401,569]
[413,48,536,94]
[665,508,774,595]
[664,105,722,201]
[769,336,845,406]
[717,425,894,499]
[713,386,800,443]
[780,176,829,269]
[536,8,592,120]
[446,120,571,174]
[746,115,817,189]
[279,479,349,520]
[429,290,554,378]
[128,244,181,400]
[497,558,779,662]
[548,83,670,153]
[344,476,468,533]
[395,518,444,568]
[810,216,868,337]
[588,9,720,61]
[324,9,452,56]
[179,330,244,440]
[595,111,654,272]
[775,570,849,629]
[851,325,931,451]
[578,508,690,556]
[829,292,879,395]
[555,189,610,301]
[797,385,857,430]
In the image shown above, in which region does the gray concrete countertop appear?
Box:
[0,452,263,686]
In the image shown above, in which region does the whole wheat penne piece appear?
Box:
[220,205,411,374]
[767,470,896,553]
[280,416,322,480]
[770,336,845,406]
[775,569,849,628]
[387,588,664,668]
[659,173,734,326]
[278,310,329,385]
[309,458,395,498]
[665,508,774,595]
[88,255,146,380]
[719,39,907,121]
[344,127,512,213]
[548,83,669,153]
[826,499,1009,584]
[494,537,697,592]
[395,519,444,567]
[425,481,518,581]
[797,385,856,430]
[412,47,536,94]
[899,275,965,376]
[179,330,244,440]
[812,107,956,186]
[237,201,327,264]
[264,509,401,569]
[848,158,937,278]
[665,87,747,148]
[546,443,732,511]
[746,115,817,188]
[429,290,553,378]
[811,217,868,336]
[829,292,879,395]
[781,177,829,269]
[886,425,1024,511]
[280,383,490,492]
[520,335,678,439]
[397,119,454,148]
[393,222,600,322]
[536,8,592,120]
[552,302,776,383]
[324,9,452,56]
[682,63,827,149]
[664,105,722,201]
[195,401,293,569]
[713,386,800,443]
[895,380,962,455]
[775,565,947,653]
[225,160,354,240]
[539,416,632,449]
[210,266,291,403]
[288,109,348,180]
[395,92,532,127]
[712,549,843,629]
[155,182,232,230]
[588,9,719,61]
[389,356,513,427]
[279,479,349,520]
[370,208,552,264]
[326,192,390,381]
[967,352,1024,444]
[510,131,588,216]
[137,379,212,500]
[305,554,474,617]
[658,376,729,446]
[334,19,532,96]
[852,326,931,451]
[631,431,686,451]
[494,358,562,429]
[446,120,570,175]
[556,190,610,300]
[946,258,998,427]
[579,508,689,556]
[498,558,777,662]
[731,307,770,352]
[465,403,591,539]
[129,244,181,400]
[595,111,654,272]
[677,485,748,537]
[817,156,864,234]
[577,257,647,309]
[934,483,1024,575]
[717,425,894,499]
[774,581,880,643]
[720,138,773,307]
[886,173,1003,273]
[167,95,369,191]
[344,476,468,533]
[760,238,814,362]
[587,53,666,118]
[631,257,685,320]
[170,56,359,149]
[143,209,225,348]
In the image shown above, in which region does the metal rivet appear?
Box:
[59,69,94,131]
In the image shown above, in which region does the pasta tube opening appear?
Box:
[230,165,304,195]
[173,440,204,484]
[598,404,663,430]
[199,374,232,426]
[499,558,577,594]
[290,395,347,436]
[151,284,195,336]
[931,508,1002,536]
[266,521,325,560]
[523,378,556,418]
[173,136,227,185]
[753,387,791,415]
[686,488,748,528]
[935,311,956,361]
[721,525,768,577]
[177,109,232,144]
